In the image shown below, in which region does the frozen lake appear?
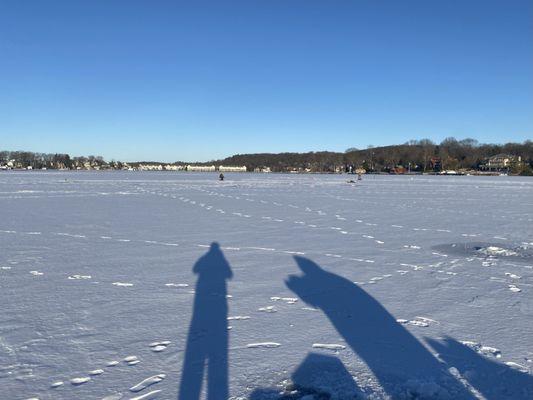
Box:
[1,171,532,399]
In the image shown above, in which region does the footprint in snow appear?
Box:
[89,369,104,376]
[70,377,91,385]
[149,341,171,352]
[508,285,521,293]
[68,275,91,280]
[312,343,346,351]
[164,283,189,288]
[106,361,120,367]
[325,254,341,258]
[123,356,140,365]
[505,272,521,279]
[505,361,529,373]
[258,306,277,313]
[246,342,281,349]
[130,374,166,392]
[270,296,298,304]
[227,316,251,321]
[129,390,162,400]
[460,341,501,358]
[396,316,436,328]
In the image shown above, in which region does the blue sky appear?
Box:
[1,1,532,162]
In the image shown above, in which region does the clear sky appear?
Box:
[1,1,532,162]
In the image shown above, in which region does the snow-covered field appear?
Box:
[1,171,532,400]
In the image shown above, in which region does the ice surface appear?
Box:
[1,171,532,399]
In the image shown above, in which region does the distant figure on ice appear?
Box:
[219,173,224,181]
[179,242,233,400]
[357,173,362,180]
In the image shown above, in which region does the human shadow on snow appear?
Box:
[250,352,364,399]
[177,252,531,400]
[427,337,533,400]
[178,242,233,400]
[279,256,476,399]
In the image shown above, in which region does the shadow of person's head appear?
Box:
[193,242,233,281]
[286,256,357,308]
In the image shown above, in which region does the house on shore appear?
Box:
[253,166,271,173]
[479,154,522,172]
[139,164,163,171]
[164,164,185,171]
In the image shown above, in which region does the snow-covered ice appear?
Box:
[1,171,532,399]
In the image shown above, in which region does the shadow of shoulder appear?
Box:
[249,353,364,400]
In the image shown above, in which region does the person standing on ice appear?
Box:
[219,173,224,181]
[179,242,233,400]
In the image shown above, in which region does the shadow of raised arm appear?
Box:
[285,256,476,399]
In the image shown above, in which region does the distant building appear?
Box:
[187,165,216,172]
[164,164,185,171]
[390,166,407,174]
[218,165,247,172]
[253,166,271,173]
[139,164,163,171]
[430,157,442,172]
[480,154,521,171]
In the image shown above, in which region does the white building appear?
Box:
[187,165,216,172]
[218,165,247,172]
[254,166,271,173]
[139,164,163,171]
[164,164,185,171]
[480,154,522,171]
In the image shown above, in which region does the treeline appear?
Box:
[220,151,343,172]
[218,138,533,174]
[0,151,110,170]
[2,137,533,174]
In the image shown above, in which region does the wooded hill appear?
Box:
[216,138,533,174]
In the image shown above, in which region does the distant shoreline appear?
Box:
[0,169,527,177]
